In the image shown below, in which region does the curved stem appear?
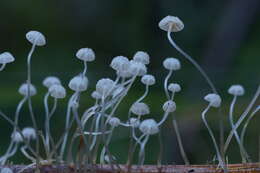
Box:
[138,135,150,165]
[241,106,260,149]
[26,42,40,166]
[158,111,170,126]
[229,96,250,163]
[201,105,227,172]
[136,85,149,103]
[167,27,217,94]
[83,61,87,76]
[224,85,260,154]
[21,145,36,162]
[164,70,173,100]
[0,63,6,71]
[172,118,190,165]
[59,93,77,159]
[44,92,51,154]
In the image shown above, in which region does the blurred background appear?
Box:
[0,0,259,165]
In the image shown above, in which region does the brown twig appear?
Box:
[2,163,260,173]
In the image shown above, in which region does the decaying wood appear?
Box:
[2,163,260,173]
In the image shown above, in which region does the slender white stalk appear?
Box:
[0,63,6,71]
[83,61,87,76]
[59,92,77,159]
[241,106,260,148]
[167,26,217,93]
[224,85,260,153]
[138,135,150,165]
[135,85,149,103]
[201,105,226,172]
[172,119,190,165]
[44,92,51,154]
[164,70,173,100]
[1,143,18,165]
[158,111,170,126]
[21,146,36,162]
[229,96,250,163]
[26,42,40,166]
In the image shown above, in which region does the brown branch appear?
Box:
[2,163,260,173]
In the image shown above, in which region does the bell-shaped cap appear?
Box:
[0,52,15,64]
[26,31,46,46]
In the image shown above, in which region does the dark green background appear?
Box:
[0,0,259,165]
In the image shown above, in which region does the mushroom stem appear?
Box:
[224,85,260,154]
[172,118,190,165]
[60,92,77,159]
[167,25,217,94]
[0,63,6,71]
[229,96,250,163]
[164,70,173,100]
[26,42,40,166]
[201,105,227,172]
[83,61,87,76]
[138,135,150,165]
[241,106,260,152]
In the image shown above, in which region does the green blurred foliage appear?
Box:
[0,0,259,165]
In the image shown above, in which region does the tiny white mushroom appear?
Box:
[0,52,15,64]
[11,131,23,143]
[228,85,245,96]
[68,75,88,92]
[141,75,156,86]
[159,16,184,32]
[18,83,37,96]
[204,93,221,108]
[22,127,36,140]
[130,102,150,116]
[133,51,150,65]
[163,58,181,71]
[139,119,159,135]
[26,31,46,46]
[110,56,130,71]
[96,78,115,97]
[129,118,140,128]
[129,60,147,76]
[42,76,61,88]
[168,83,181,93]
[108,117,121,127]
[49,84,66,99]
[162,100,176,112]
[76,48,95,62]
[91,91,102,100]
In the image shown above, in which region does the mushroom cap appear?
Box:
[139,119,159,135]
[110,56,130,71]
[130,102,150,116]
[68,75,88,92]
[159,16,184,32]
[96,78,115,97]
[129,60,147,76]
[129,118,140,128]
[22,127,36,140]
[228,85,245,96]
[141,74,156,86]
[204,93,222,108]
[108,117,121,127]
[91,91,102,100]
[18,83,37,96]
[11,131,23,143]
[76,48,95,62]
[0,52,15,64]
[163,57,181,71]
[49,84,66,99]
[168,83,181,93]
[133,51,150,65]
[26,31,46,46]
[42,76,61,88]
[163,100,176,112]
